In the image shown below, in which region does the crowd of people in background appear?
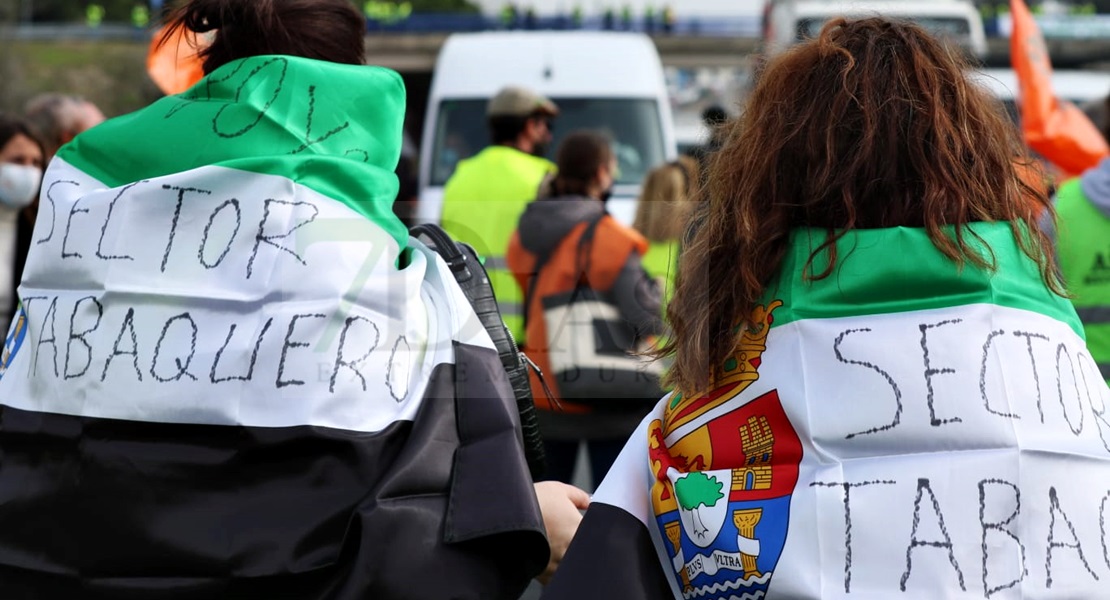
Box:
[437,84,711,489]
[0,115,44,336]
[497,3,679,33]
[0,94,104,336]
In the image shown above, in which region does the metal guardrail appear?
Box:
[4,14,1110,42]
[365,14,762,37]
[0,16,759,40]
[987,14,1110,39]
[0,24,151,41]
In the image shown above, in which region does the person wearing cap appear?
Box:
[440,85,558,345]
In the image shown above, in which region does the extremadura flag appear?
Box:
[0,55,547,599]
[543,225,1110,600]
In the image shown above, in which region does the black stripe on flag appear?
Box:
[541,503,672,600]
[0,342,547,599]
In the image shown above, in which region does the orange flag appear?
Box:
[145,25,206,96]
[1010,0,1109,177]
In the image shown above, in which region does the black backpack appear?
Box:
[409,224,546,480]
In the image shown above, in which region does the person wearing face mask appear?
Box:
[0,114,45,335]
[507,130,665,489]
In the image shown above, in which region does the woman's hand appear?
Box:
[533,480,591,585]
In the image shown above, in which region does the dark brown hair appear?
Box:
[549,130,613,198]
[489,115,531,145]
[662,17,1059,394]
[0,113,46,164]
[160,0,366,74]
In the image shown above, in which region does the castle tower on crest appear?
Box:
[733,415,774,491]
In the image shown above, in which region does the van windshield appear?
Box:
[429,98,667,187]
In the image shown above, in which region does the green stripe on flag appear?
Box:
[57,55,408,248]
[765,223,1082,338]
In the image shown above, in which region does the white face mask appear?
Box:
[0,163,42,209]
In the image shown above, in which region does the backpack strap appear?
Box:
[410,223,547,480]
[523,212,606,334]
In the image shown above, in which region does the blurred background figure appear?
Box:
[632,156,698,306]
[85,3,105,28]
[662,3,676,34]
[571,4,583,29]
[23,94,105,160]
[1080,88,1110,143]
[500,2,519,29]
[440,85,558,345]
[131,2,151,29]
[1050,87,1110,383]
[699,104,729,159]
[509,130,664,489]
[0,114,45,335]
[643,4,656,33]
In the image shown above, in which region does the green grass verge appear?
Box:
[0,39,163,118]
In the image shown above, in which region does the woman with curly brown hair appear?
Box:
[543,17,1110,600]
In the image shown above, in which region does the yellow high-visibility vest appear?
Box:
[1055,178,1110,382]
[641,239,679,307]
[441,145,556,344]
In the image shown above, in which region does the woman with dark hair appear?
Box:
[0,1,584,598]
[509,130,665,488]
[0,114,44,335]
[161,0,368,71]
[543,18,1109,600]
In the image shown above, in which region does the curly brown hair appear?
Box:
[661,17,1060,394]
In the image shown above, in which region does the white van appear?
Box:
[762,0,987,59]
[969,68,1110,123]
[416,31,678,227]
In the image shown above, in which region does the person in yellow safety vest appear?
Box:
[440,86,558,345]
[620,3,632,30]
[132,3,151,28]
[1050,154,1110,382]
[662,4,676,34]
[86,3,105,28]
[571,4,583,28]
[364,0,412,24]
[500,3,518,29]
